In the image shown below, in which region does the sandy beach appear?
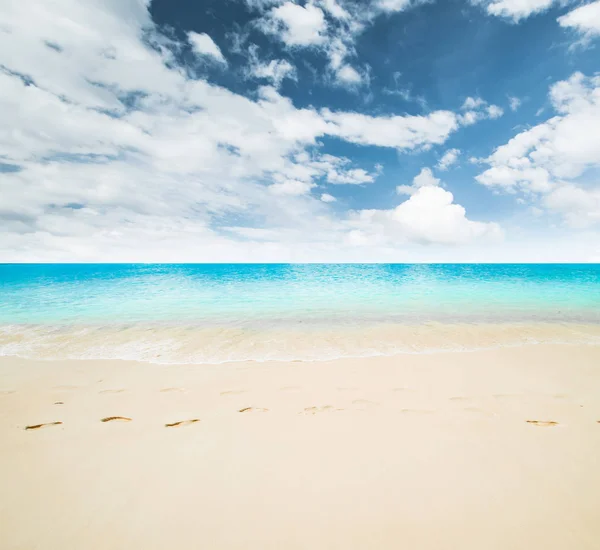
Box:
[1,344,600,549]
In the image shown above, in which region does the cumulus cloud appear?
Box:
[252,0,428,88]
[188,32,227,64]
[323,109,459,150]
[476,72,600,227]
[321,193,337,202]
[269,179,316,195]
[377,0,428,13]
[0,0,505,261]
[352,170,502,245]
[327,168,375,184]
[437,149,461,170]
[558,1,600,39]
[259,2,327,46]
[245,47,297,88]
[459,96,504,125]
[509,96,522,111]
[473,0,571,21]
[396,167,441,195]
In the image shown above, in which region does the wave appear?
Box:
[1,322,600,364]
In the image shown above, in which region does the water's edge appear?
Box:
[2,322,600,365]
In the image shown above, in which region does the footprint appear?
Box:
[221,390,247,396]
[1,390,16,395]
[160,388,186,393]
[392,387,411,393]
[165,419,200,428]
[25,422,63,430]
[100,389,125,394]
[450,396,470,402]
[238,407,269,413]
[54,401,64,405]
[101,416,132,423]
[526,420,559,427]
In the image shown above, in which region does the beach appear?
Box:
[2,343,600,549]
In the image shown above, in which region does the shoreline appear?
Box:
[2,345,600,549]
[2,321,600,365]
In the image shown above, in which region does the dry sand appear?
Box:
[1,344,600,549]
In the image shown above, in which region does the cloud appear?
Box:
[543,184,600,228]
[335,64,364,84]
[475,72,600,226]
[259,2,327,46]
[188,32,227,64]
[396,167,441,195]
[321,193,337,202]
[252,0,427,88]
[323,109,459,150]
[0,0,506,262]
[352,170,503,245]
[509,96,522,111]
[377,0,428,13]
[487,104,504,119]
[246,47,297,88]
[473,0,571,21]
[317,0,351,19]
[327,167,378,184]
[462,96,486,110]
[437,149,461,171]
[269,179,316,195]
[459,96,504,125]
[558,1,600,39]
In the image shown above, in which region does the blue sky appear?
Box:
[1,0,600,261]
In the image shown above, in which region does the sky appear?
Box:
[1,0,600,262]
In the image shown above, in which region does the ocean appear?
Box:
[2,263,600,363]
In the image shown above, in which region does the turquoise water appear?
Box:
[1,264,600,362]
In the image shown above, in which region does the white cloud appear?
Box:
[487,104,504,119]
[269,179,316,195]
[336,64,363,84]
[321,193,337,202]
[437,148,461,171]
[509,96,522,111]
[188,32,227,64]
[558,1,600,38]
[327,167,377,184]
[377,0,426,13]
[317,0,351,19]
[458,96,504,125]
[253,0,427,89]
[323,109,459,150]
[476,72,600,227]
[353,172,502,246]
[260,2,327,46]
[462,96,486,110]
[246,47,297,88]
[0,0,509,262]
[543,184,600,228]
[396,167,441,195]
[474,0,570,21]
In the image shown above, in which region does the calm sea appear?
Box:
[1,264,600,363]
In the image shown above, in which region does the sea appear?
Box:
[1,263,600,363]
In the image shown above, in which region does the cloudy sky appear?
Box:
[1,0,600,262]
